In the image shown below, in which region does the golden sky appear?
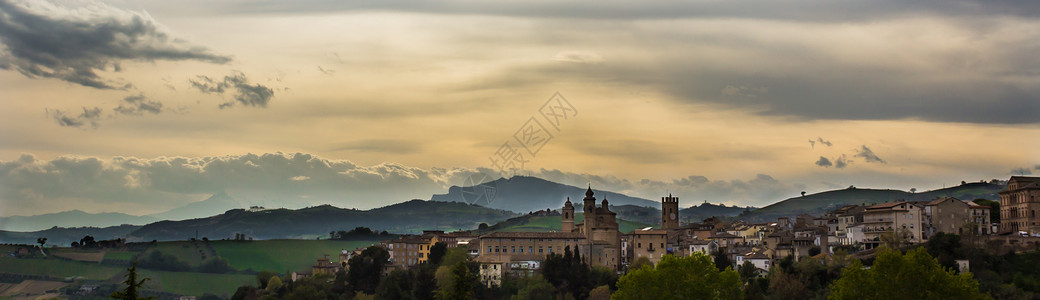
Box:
[0,0,1038,216]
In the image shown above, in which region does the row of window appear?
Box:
[487,246,555,253]
[485,238,573,242]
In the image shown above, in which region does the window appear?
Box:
[539,247,544,253]
[549,246,553,253]
[488,246,492,253]
[638,243,641,248]
[511,246,515,253]
[519,247,523,253]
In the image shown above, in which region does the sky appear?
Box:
[0,0,1038,217]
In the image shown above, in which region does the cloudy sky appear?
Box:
[1,0,1038,217]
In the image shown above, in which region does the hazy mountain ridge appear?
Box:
[431,176,659,212]
[0,210,157,232]
[0,224,141,246]
[126,200,518,241]
[738,181,1005,222]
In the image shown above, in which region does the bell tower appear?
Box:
[562,197,575,232]
[583,186,597,230]
[662,194,679,229]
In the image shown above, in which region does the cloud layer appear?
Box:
[0,0,230,89]
[0,152,802,216]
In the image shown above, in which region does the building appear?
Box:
[923,197,971,239]
[383,235,431,268]
[476,255,509,287]
[999,176,1040,234]
[627,228,668,265]
[312,255,338,275]
[862,201,923,247]
[477,231,587,261]
[661,194,680,230]
[967,202,992,235]
[685,239,718,256]
[561,187,623,270]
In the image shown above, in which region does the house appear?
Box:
[999,176,1040,234]
[627,228,669,265]
[686,239,718,256]
[862,201,923,248]
[923,197,971,239]
[476,255,509,287]
[967,202,992,235]
[745,252,772,272]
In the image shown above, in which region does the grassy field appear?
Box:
[138,269,255,297]
[48,248,105,262]
[103,250,139,261]
[210,239,379,273]
[141,241,213,267]
[0,257,123,280]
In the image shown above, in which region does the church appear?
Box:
[562,187,622,270]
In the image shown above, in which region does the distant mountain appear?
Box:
[431,176,658,213]
[738,181,1005,222]
[127,200,518,241]
[146,191,245,221]
[0,224,140,246]
[0,210,157,232]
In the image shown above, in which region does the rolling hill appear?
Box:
[469,213,652,235]
[127,200,518,241]
[0,224,141,246]
[738,181,1005,222]
[431,176,658,213]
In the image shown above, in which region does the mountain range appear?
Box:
[431,176,659,212]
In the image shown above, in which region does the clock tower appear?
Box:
[662,194,679,229]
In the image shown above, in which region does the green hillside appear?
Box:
[211,239,378,273]
[739,182,1005,221]
[128,200,518,241]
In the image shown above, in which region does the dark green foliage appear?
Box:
[197,257,235,274]
[973,199,1000,223]
[829,247,987,300]
[614,253,742,299]
[809,246,822,257]
[437,261,476,300]
[377,270,414,300]
[256,271,276,289]
[428,242,448,266]
[110,262,155,300]
[348,246,390,294]
[713,247,732,271]
[136,250,190,272]
[540,246,615,299]
[231,286,259,300]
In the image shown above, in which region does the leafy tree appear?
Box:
[768,267,809,299]
[231,286,259,300]
[111,262,155,300]
[809,246,822,257]
[137,250,190,272]
[828,247,987,300]
[256,271,277,289]
[348,246,390,294]
[428,242,448,266]
[436,261,475,300]
[629,256,653,272]
[738,261,758,283]
[512,275,555,300]
[440,247,470,267]
[265,276,283,294]
[588,285,611,300]
[377,269,414,300]
[478,223,489,230]
[413,265,438,300]
[614,253,742,300]
[36,237,46,248]
[713,247,732,271]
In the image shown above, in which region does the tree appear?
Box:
[713,247,732,271]
[973,199,1001,223]
[828,247,987,300]
[257,271,277,289]
[587,285,611,300]
[348,246,391,294]
[440,247,470,267]
[478,223,489,230]
[738,261,759,283]
[910,188,917,193]
[801,191,806,197]
[614,253,742,300]
[198,257,234,274]
[377,269,413,300]
[36,237,46,248]
[265,276,283,294]
[513,275,555,300]
[436,261,475,300]
[111,262,155,300]
[428,242,448,266]
[629,256,653,272]
[809,246,822,257]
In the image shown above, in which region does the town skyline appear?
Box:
[1,0,1039,216]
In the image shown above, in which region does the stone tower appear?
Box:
[662,194,679,229]
[583,186,597,232]
[562,197,575,232]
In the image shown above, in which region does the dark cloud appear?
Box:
[834,155,848,169]
[1011,167,1033,175]
[48,107,102,128]
[113,94,163,115]
[808,137,832,149]
[317,66,335,75]
[853,145,886,164]
[815,156,832,167]
[189,72,274,108]
[0,0,230,89]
